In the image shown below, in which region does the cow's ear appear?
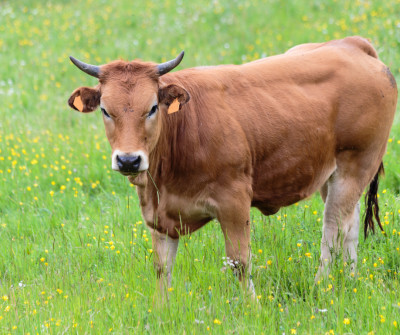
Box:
[158,84,190,114]
[68,86,100,113]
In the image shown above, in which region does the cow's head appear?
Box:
[68,53,190,177]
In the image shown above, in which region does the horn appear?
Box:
[69,56,100,78]
[157,51,184,76]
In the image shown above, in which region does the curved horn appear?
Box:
[157,51,184,76]
[69,56,100,78]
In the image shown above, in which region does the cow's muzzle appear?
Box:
[116,154,141,173]
[112,150,149,175]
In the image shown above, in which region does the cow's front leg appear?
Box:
[217,192,255,299]
[150,228,179,304]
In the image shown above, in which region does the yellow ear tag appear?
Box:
[73,95,84,112]
[167,98,180,114]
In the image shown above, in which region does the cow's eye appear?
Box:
[101,108,110,118]
[148,105,158,118]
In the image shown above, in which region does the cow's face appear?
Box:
[68,53,189,177]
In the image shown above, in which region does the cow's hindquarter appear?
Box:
[318,57,397,277]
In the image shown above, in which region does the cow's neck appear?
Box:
[151,106,199,184]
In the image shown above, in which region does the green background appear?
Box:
[0,0,399,333]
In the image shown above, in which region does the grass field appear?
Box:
[0,0,400,334]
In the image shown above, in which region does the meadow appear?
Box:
[0,0,400,333]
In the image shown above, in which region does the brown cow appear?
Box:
[68,36,397,298]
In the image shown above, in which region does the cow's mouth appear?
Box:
[119,170,140,177]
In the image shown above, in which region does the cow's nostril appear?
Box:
[116,155,124,170]
[116,154,142,172]
[132,155,141,170]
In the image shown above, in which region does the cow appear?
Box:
[68,36,397,299]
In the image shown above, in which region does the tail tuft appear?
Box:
[364,163,384,239]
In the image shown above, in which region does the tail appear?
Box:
[363,162,385,239]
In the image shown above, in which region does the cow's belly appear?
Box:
[251,153,336,213]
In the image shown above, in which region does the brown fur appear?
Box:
[69,36,397,288]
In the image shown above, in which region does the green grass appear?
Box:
[1,0,400,333]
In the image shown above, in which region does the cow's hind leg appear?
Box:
[344,201,360,272]
[217,188,256,299]
[316,155,381,280]
[316,173,362,280]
